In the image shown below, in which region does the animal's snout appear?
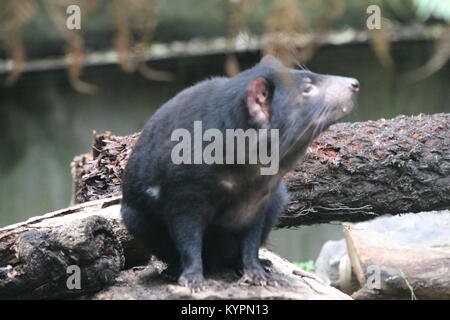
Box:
[335,76,359,93]
[347,78,360,92]
[325,75,360,94]
[324,75,360,99]
[322,75,358,118]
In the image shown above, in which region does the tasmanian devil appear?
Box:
[121,55,359,292]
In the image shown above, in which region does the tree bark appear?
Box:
[0,198,127,299]
[2,113,448,299]
[0,197,350,300]
[71,113,450,226]
[284,113,450,226]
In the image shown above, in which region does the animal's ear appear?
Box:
[260,55,277,63]
[260,55,284,67]
[247,77,271,127]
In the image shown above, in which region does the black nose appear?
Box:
[348,78,360,92]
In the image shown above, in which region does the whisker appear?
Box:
[285,44,309,71]
[280,101,328,158]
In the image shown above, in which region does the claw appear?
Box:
[178,272,206,293]
[239,267,277,287]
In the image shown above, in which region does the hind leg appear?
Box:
[163,203,209,293]
[121,203,181,271]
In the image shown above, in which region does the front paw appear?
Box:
[239,267,277,286]
[178,272,206,293]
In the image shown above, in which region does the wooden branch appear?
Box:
[0,197,350,300]
[71,113,450,226]
[283,113,450,226]
[315,211,450,300]
[3,113,447,299]
[0,197,130,299]
[92,248,351,300]
[344,212,450,300]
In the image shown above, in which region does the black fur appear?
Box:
[121,57,358,291]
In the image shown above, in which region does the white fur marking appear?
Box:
[220,180,234,190]
[146,185,160,200]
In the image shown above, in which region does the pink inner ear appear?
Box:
[247,77,270,125]
[248,77,268,99]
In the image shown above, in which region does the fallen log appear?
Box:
[91,248,351,300]
[3,113,448,299]
[71,113,450,226]
[0,198,128,299]
[346,211,450,300]
[315,211,450,299]
[0,197,350,300]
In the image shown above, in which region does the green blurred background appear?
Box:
[0,0,449,263]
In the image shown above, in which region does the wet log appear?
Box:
[0,197,350,300]
[71,113,450,226]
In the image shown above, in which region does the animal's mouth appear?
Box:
[339,96,357,117]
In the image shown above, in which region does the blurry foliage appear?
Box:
[410,0,450,80]
[223,0,257,76]
[0,0,37,84]
[44,0,98,93]
[413,0,450,22]
[369,16,395,69]
[264,0,310,66]
[383,0,450,79]
[294,260,315,273]
[0,0,448,91]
